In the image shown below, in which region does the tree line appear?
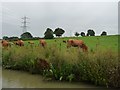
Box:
[3,28,107,40]
[75,29,107,37]
[3,27,65,40]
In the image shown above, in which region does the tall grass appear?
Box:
[2,45,120,88]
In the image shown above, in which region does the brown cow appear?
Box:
[67,39,88,52]
[39,39,46,47]
[28,41,34,47]
[1,40,9,48]
[14,40,24,46]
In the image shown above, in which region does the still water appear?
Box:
[2,69,100,88]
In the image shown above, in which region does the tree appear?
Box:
[87,29,95,36]
[74,32,79,37]
[54,28,65,37]
[3,36,8,40]
[21,32,33,39]
[86,33,89,36]
[9,37,19,41]
[101,31,107,36]
[80,32,85,37]
[44,28,54,39]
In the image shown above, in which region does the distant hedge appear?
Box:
[3,37,42,41]
[20,37,41,41]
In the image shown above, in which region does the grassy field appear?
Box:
[24,35,119,51]
[2,35,120,88]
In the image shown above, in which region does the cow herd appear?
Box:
[1,39,88,52]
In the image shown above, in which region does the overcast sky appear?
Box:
[1,1,118,38]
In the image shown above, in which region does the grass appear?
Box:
[24,35,119,52]
[2,35,120,88]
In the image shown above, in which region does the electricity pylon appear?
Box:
[21,16,29,33]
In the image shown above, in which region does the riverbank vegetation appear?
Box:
[2,45,119,88]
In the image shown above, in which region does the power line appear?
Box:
[21,16,29,33]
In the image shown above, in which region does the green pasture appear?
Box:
[24,35,119,52]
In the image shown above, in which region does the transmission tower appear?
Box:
[21,16,29,33]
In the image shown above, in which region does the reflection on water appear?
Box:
[2,69,100,88]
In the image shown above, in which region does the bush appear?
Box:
[101,31,107,36]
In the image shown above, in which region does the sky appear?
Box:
[0,0,119,38]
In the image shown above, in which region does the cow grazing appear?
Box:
[14,40,24,46]
[14,41,19,46]
[39,39,47,47]
[67,39,88,52]
[1,40,10,48]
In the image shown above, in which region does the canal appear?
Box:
[2,69,100,88]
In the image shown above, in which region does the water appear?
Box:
[2,69,100,88]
